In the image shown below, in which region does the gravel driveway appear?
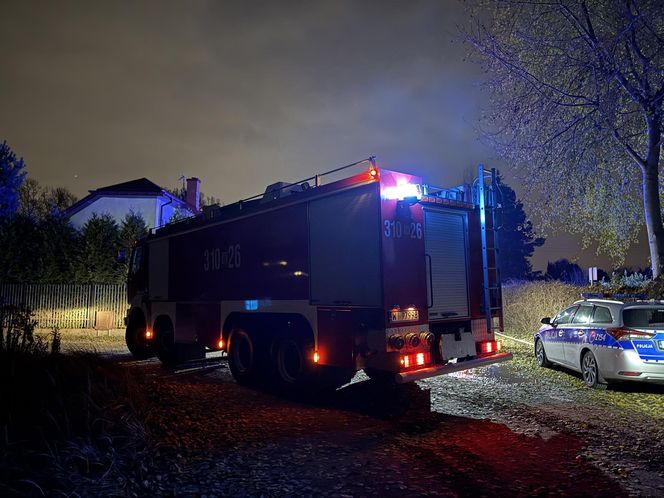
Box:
[106,338,663,497]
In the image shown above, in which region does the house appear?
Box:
[65,177,201,230]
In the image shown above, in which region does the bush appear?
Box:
[0,304,47,355]
[595,270,652,291]
[588,270,664,297]
[502,281,581,341]
[502,277,664,344]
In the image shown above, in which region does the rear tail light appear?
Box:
[606,328,655,341]
[144,329,153,340]
[313,351,319,363]
[217,339,224,350]
[400,352,431,369]
[478,340,501,355]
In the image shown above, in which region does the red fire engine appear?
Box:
[125,158,511,392]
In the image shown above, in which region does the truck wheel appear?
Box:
[155,326,179,367]
[125,322,154,359]
[228,329,257,386]
[273,337,312,394]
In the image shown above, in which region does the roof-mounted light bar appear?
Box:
[381,180,422,202]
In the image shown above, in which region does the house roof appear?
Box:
[64,177,190,218]
[93,178,164,195]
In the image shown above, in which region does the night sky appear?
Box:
[0,0,648,271]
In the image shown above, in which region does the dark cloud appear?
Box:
[1,0,488,198]
[4,0,634,270]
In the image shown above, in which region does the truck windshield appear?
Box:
[130,246,144,276]
[623,307,664,329]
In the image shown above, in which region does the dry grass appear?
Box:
[35,329,127,354]
[502,281,582,341]
[0,316,147,496]
[0,350,149,496]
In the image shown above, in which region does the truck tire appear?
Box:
[155,324,179,368]
[125,313,154,359]
[228,329,258,386]
[272,337,313,394]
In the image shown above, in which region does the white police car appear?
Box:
[535,294,664,388]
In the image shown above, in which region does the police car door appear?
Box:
[547,306,578,363]
[564,304,593,367]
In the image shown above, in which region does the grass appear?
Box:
[0,350,150,496]
[0,308,147,496]
[35,329,127,354]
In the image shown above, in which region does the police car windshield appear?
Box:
[623,307,664,329]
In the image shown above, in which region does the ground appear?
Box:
[51,329,664,497]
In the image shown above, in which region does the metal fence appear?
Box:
[0,284,127,329]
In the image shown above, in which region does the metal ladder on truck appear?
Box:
[476,165,503,336]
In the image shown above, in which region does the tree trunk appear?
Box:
[642,115,664,278]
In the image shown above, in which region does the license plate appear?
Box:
[390,309,419,323]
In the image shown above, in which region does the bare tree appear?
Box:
[19,177,77,219]
[464,1,664,275]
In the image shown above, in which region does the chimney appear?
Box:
[186,177,201,212]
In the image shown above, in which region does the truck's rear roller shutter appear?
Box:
[424,209,469,319]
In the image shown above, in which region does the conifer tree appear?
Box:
[75,214,124,284]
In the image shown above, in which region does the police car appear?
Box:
[534,294,664,388]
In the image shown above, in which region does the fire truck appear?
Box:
[125,158,511,392]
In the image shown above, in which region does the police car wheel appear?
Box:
[535,338,551,368]
[581,350,607,389]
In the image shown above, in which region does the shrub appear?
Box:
[598,270,651,290]
[502,281,580,341]
[589,270,664,296]
[0,304,47,355]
